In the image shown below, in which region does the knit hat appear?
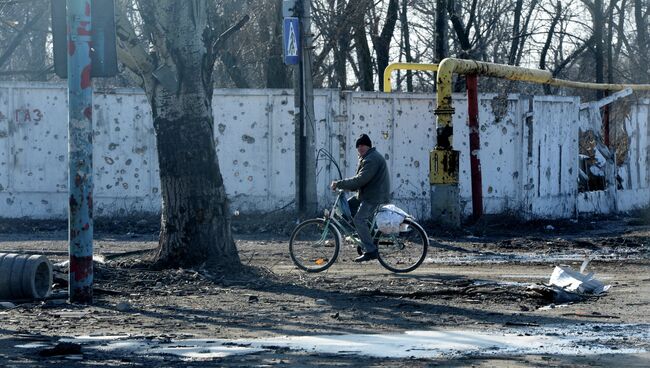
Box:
[355,134,372,148]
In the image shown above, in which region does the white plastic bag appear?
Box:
[375,204,409,234]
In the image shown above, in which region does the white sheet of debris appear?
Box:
[549,266,611,295]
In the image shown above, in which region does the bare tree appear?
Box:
[400,0,414,91]
[370,0,399,91]
[633,0,649,82]
[594,0,606,96]
[0,1,49,77]
[115,0,247,270]
[435,0,448,61]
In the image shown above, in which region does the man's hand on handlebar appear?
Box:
[330,181,338,191]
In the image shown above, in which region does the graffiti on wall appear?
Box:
[0,108,44,124]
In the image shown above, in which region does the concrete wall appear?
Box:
[0,82,648,220]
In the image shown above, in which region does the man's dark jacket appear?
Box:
[336,147,390,204]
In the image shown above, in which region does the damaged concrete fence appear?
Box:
[0,82,648,220]
[0,253,52,300]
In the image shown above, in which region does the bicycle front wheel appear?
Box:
[289,218,341,272]
[376,218,429,273]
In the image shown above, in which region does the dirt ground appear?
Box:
[0,215,649,367]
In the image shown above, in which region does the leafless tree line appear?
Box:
[0,0,648,94]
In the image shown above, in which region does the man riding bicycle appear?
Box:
[330,134,390,262]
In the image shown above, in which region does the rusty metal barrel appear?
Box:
[0,253,52,300]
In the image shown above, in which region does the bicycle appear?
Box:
[289,190,429,273]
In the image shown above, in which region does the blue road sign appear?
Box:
[283,17,300,65]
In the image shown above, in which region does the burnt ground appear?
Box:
[0,214,649,367]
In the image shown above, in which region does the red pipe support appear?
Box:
[466,75,483,220]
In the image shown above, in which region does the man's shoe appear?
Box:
[354,250,378,263]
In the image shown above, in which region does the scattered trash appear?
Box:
[545,225,555,231]
[315,299,328,305]
[38,342,82,357]
[531,265,611,306]
[248,295,259,303]
[549,266,611,295]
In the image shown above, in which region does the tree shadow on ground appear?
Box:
[89,263,613,339]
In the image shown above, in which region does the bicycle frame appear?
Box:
[323,191,385,248]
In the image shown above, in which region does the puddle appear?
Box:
[33,324,648,361]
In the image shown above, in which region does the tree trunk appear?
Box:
[634,0,649,83]
[373,0,399,92]
[515,0,540,66]
[400,0,413,91]
[116,0,241,270]
[540,1,562,94]
[508,0,524,65]
[606,0,617,84]
[353,15,374,91]
[332,0,350,89]
[435,0,448,61]
[613,0,627,67]
[593,0,605,97]
[447,0,472,58]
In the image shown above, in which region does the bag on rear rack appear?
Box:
[375,204,409,234]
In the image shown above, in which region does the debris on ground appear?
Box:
[529,264,612,305]
[549,265,611,294]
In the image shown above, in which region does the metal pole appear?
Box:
[466,74,483,220]
[298,21,306,213]
[294,0,306,214]
[301,0,318,215]
[603,91,610,147]
[67,0,93,304]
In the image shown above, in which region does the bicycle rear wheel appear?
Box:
[289,218,341,272]
[376,218,428,273]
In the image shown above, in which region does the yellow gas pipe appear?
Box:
[383,63,439,93]
[434,58,650,152]
[383,59,650,226]
[385,59,650,183]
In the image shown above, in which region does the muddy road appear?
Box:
[0,216,649,367]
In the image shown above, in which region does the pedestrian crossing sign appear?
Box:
[283,17,300,65]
